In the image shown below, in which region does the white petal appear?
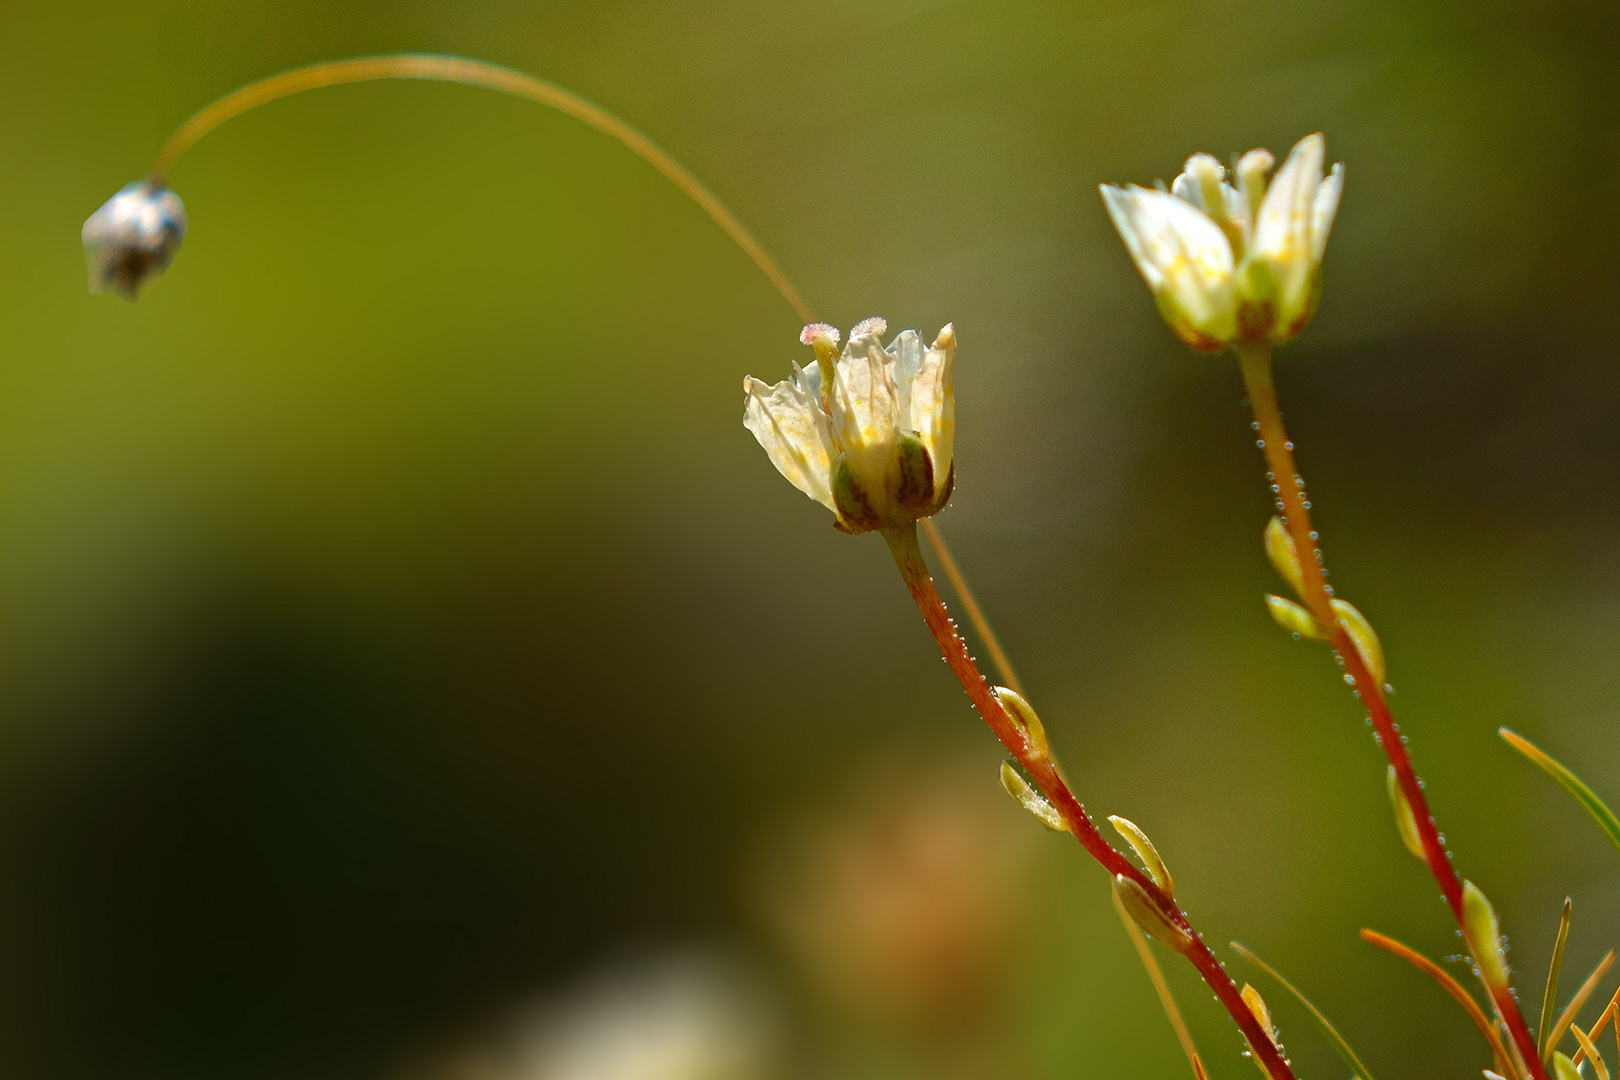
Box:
[742,374,836,512]
[887,329,924,434]
[1102,185,1235,324]
[1253,134,1324,272]
[829,339,899,485]
[1310,162,1343,264]
[909,325,956,499]
[1171,171,1202,208]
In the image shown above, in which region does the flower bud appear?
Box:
[1108,815,1174,897]
[998,761,1066,832]
[1553,1052,1582,1080]
[1113,874,1193,954]
[1462,879,1510,992]
[1386,765,1427,863]
[83,181,187,300]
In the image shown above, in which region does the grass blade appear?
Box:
[1541,899,1573,1057]
[1233,941,1376,1080]
[1501,729,1620,856]
[1361,929,1516,1078]
[1547,949,1616,1062]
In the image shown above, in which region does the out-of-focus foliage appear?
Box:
[0,0,1617,1078]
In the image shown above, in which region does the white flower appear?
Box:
[82,181,188,301]
[1101,133,1343,349]
[743,318,955,534]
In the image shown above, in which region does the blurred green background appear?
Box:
[1,0,1618,1077]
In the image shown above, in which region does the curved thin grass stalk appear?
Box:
[1231,941,1376,1080]
[1360,929,1516,1077]
[1545,950,1616,1063]
[1541,899,1574,1059]
[1113,880,1206,1080]
[1500,729,1620,857]
[147,54,813,324]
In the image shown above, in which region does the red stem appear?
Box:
[883,523,1297,1080]
[1236,344,1547,1080]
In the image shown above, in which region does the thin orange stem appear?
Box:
[1361,929,1515,1076]
[918,516,1025,697]
[1239,344,1547,1080]
[884,522,1298,1080]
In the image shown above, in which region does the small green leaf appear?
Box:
[1109,815,1174,897]
[1114,874,1192,954]
[1540,898,1573,1060]
[998,761,1066,832]
[1385,765,1427,863]
[1462,880,1509,992]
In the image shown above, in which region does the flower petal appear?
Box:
[830,337,900,484]
[742,373,836,512]
[1253,133,1324,273]
[909,325,956,500]
[887,329,925,434]
[1102,184,1236,332]
[1310,161,1344,264]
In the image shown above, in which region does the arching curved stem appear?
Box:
[149,53,813,324]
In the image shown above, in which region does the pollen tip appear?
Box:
[800,322,840,347]
[850,316,887,339]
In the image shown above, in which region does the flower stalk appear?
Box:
[882,522,1299,1080]
[1236,343,1548,1080]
